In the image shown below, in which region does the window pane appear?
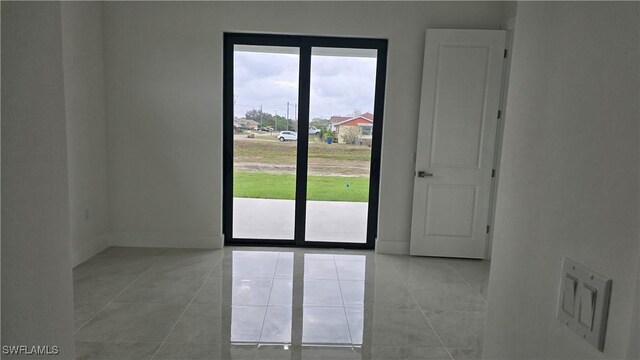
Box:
[232,45,299,240]
[305,47,377,243]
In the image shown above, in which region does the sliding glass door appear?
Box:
[223,34,387,249]
[231,45,300,240]
[305,47,378,244]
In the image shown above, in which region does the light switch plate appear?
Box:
[557,257,612,351]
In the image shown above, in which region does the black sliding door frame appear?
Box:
[223,33,388,250]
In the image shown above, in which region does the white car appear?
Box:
[277,131,298,141]
[309,126,320,135]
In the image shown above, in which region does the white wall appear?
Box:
[61,2,110,266]
[102,1,511,250]
[630,272,639,358]
[484,2,640,359]
[1,2,76,358]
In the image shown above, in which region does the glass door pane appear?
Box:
[232,45,300,240]
[305,47,378,243]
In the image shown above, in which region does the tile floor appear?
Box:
[73,247,490,360]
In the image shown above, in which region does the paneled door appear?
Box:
[410,29,506,258]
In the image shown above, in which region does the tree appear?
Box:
[244,109,261,121]
[319,126,333,141]
[273,115,290,131]
[340,126,362,145]
[245,109,274,128]
[311,117,331,128]
[245,109,296,131]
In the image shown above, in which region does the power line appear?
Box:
[235,103,299,119]
[235,102,290,108]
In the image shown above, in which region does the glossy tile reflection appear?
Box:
[73,247,490,359]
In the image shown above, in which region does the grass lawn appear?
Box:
[234,172,369,202]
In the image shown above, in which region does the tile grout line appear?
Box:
[74,253,168,334]
[444,261,489,305]
[254,252,281,345]
[441,261,489,358]
[387,257,455,360]
[149,250,225,360]
[333,255,359,350]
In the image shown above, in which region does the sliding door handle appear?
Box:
[416,171,434,178]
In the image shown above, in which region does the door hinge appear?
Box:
[497,110,502,119]
[504,49,508,58]
[486,225,491,234]
[491,169,496,178]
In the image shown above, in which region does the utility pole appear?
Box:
[286,102,290,130]
[293,103,297,132]
[233,96,238,118]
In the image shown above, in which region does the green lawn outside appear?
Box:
[234,172,369,202]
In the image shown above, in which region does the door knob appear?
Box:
[417,171,434,178]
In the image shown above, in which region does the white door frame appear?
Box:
[485,16,517,260]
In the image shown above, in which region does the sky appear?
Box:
[234,48,377,120]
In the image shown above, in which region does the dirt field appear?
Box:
[233,134,371,176]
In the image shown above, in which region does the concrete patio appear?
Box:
[233,198,368,243]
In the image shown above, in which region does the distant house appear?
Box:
[329,115,351,129]
[330,112,374,144]
[233,117,259,130]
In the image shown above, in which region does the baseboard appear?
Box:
[71,234,109,267]
[376,240,410,255]
[109,232,223,249]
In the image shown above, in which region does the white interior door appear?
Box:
[410,29,506,259]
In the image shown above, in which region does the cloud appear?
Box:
[310,55,377,118]
[234,51,299,116]
[274,80,298,89]
[233,50,377,119]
